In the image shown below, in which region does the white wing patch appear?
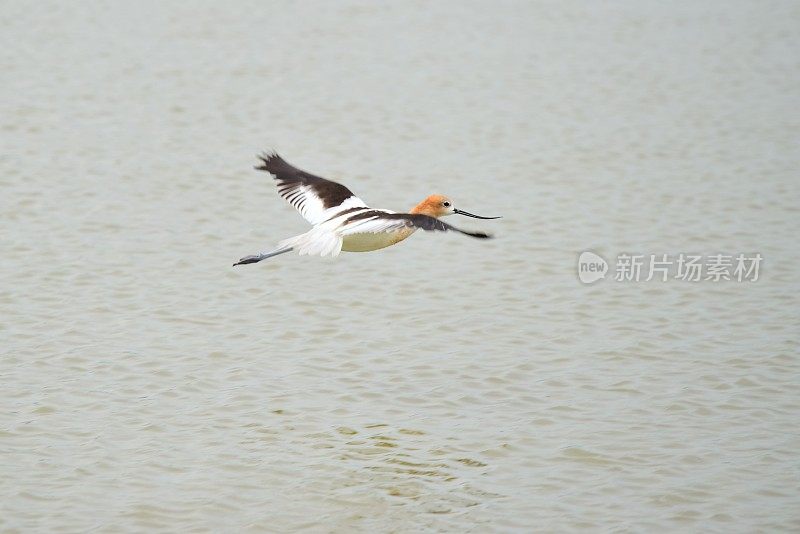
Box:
[277,183,326,225]
[277,185,368,226]
[339,214,407,235]
[319,197,370,225]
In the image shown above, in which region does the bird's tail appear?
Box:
[279,228,343,257]
[233,246,293,266]
[233,228,343,266]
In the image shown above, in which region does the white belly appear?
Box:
[341,230,415,252]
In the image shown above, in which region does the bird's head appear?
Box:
[412,194,501,220]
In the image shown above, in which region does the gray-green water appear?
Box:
[2,1,799,531]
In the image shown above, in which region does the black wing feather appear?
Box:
[344,210,492,239]
[256,152,356,210]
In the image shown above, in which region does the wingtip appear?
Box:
[257,149,279,160]
[255,150,282,171]
[466,230,492,239]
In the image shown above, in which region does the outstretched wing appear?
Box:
[256,152,368,225]
[338,210,492,239]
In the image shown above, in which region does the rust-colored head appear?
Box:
[410,194,501,220]
[410,194,454,217]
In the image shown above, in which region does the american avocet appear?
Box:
[233,152,500,266]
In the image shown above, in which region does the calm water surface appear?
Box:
[2,1,799,532]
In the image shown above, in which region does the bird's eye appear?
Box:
[443,201,451,207]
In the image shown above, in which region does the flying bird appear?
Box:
[233,152,500,265]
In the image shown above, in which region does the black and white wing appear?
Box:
[339,210,492,239]
[256,152,368,225]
